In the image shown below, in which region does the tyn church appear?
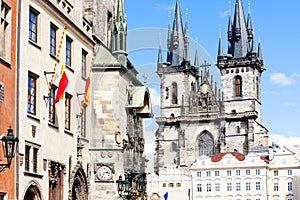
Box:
[154,0,268,173]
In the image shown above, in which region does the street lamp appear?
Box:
[116,174,145,200]
[0,127,19,173]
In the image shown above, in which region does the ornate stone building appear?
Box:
[154,0,268,174]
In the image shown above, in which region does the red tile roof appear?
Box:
[211,152,245,162]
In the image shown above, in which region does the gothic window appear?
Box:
[171,82,178,104]
[256,76,259,98]
[234,75,242,97]
[171,142,177,152]
[198,131,214,156]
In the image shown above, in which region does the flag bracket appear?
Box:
[77,93,85,97]
[44,71,55,76]
[43,95,49,100]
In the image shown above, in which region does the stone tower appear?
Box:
[154,0,269,174]
[155,0,223,174]
[217,0,268,153]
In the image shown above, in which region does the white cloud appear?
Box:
[269,134,300,148]
[270,72,299,86]
[262,91,278,95]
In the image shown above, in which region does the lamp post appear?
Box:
[0,127,19,173]
[116,174,145,200]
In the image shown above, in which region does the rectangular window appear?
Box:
[288,169,292,175]
[25,145,31,171]
[256,169,260,175]
[29,7,38,42]
[236,170,240,176]
[66,36,72,67]
[65,93,71,130]
[49,86,56,124]
[215,183,220,192]
[288,182,293,191]
[168,183,174,187]
[207,183,211,192]
[27,73,37,114]
[246,182,251,191]
[33,147,38,173]
[197,171,201,177]
[197,184,202,192]
[227,183,232,191]
[274,183,278,191]
[274,170,278,176]
[246,169,250,175]
[236,182,241,191]
[0,192,6,200]
[81,106,86,137]
[0,2,11,61]
[227,170,231,176]
[50,24,57,56]
[215,170,219,177]
[206,171,211,177]
[82,49,87,79]
[255,182,260,190]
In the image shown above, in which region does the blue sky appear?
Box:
[124,0,300,147]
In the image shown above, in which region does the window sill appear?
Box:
[50,53,60,62]
[24,171,43,179]
[27,113,41,122]
[66,65,74,73]
[28,39,42,50]
[64,129,74,136]
[48,122,59,129]
[0,57,11,68]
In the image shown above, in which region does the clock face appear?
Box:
[97,166,112,181]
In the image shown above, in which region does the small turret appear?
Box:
[227,16,233,42]
[258,42,263,60]
[157,45,163,76]
[184,8,190,61]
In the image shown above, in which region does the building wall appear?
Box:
[0,0,17,198]
[17,0,94,199]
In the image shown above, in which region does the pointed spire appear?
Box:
[218,38,224,57]
[227,15,233,42]
[167,11,172,50]
[229,0,249,58]
[258,42,263,60]
[184,8,190,61]
[169,0,185,66]
[116,0,124,23]
[194,40,199,67]
[251,37,256,54]
[246,2,253,39]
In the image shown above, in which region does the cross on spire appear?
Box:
[200,60,211,73]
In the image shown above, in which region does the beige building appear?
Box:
[190,146,300,200]
[17,0,95,199]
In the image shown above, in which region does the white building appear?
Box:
[190,146,300,200]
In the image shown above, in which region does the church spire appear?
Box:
[111,0,127,67]
[184,8,190,61]
[169,0,185,66]
[246,3,253,40]
[229,0,249,58]
[218,38,224,57]
[194,39,199,67]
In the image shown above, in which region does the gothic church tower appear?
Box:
[217,0,268,153]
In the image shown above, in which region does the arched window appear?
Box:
[198,131,214,156]
[235,76,242,97]
[171,82,178,104]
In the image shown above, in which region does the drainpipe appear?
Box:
[15,0,22,198]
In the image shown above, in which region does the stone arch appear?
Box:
[197,130,214,156]
[69,162,88,200]
[23,180,43,200]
